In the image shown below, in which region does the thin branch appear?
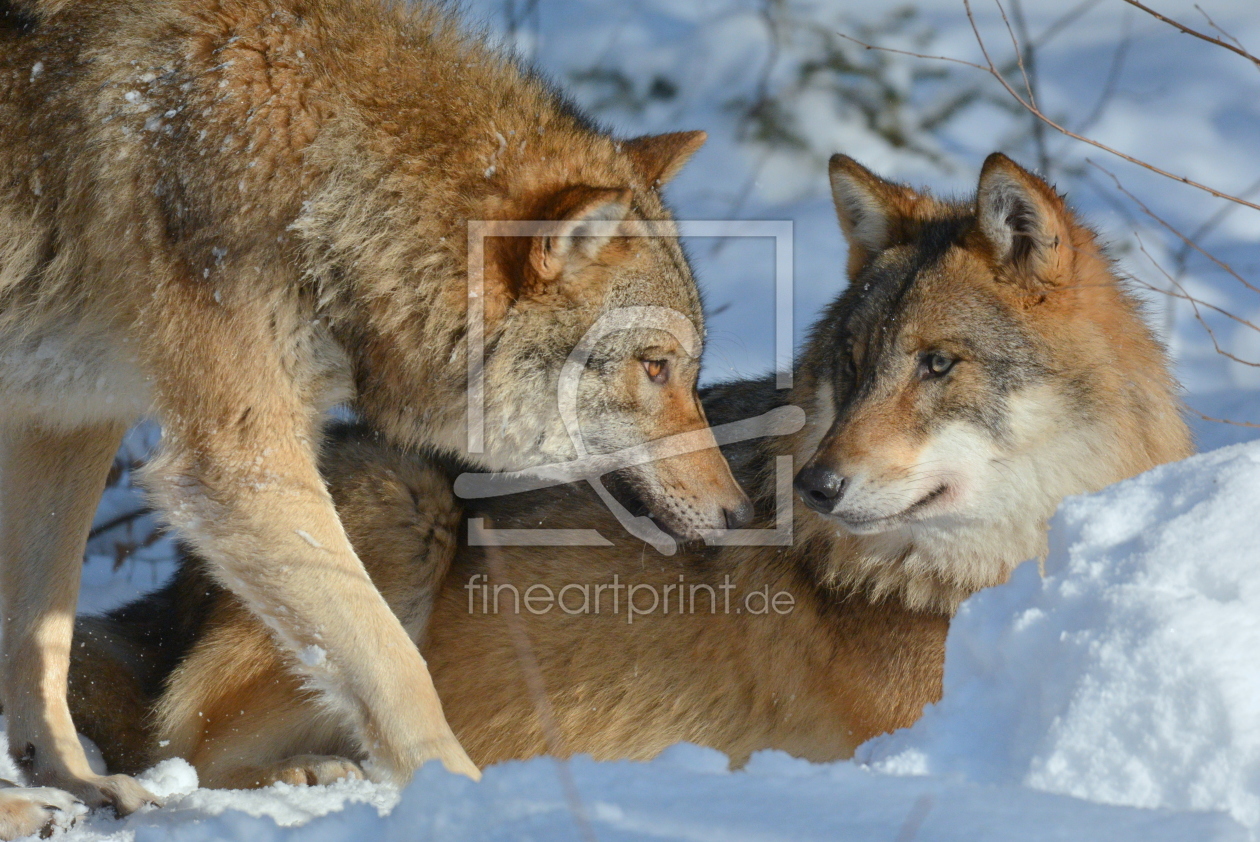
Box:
[87,507,151,542]
[1077,10,1132,134]
[1130,234,1260,369]
[1194,4,1249,55]
[1186,407,1260,429]
[1003,0,1050,172]
[1171,176,1260,278]
[1091,161,1260,297]
[1032,0,1103,50]
[841,4,1260,213]
[836,32,989,73]
[1122,0,1260,70]
[994,0,1035,106]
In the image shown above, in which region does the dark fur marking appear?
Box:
[15,743,34,772]
[0,0,37,34]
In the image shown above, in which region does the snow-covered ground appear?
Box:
[0,742,1249,841]
[867,441,1260,834]
[19,0,1260,839]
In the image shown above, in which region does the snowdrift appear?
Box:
[866,440,1260,833]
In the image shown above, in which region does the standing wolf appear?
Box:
[63,155,1191,787]
[0,0,749,833]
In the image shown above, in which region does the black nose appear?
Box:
[724,498,754,529]
[794,465,847,512]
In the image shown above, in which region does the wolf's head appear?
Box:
[467,132,753,541]
[792,153,1191,611]
[309,126,750,541]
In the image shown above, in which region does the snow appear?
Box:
[11,0,1260,839]
[0,738,1246,841]
[864,440,1260,830]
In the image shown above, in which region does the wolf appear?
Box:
[0,0,750,833]
[60,154,1191,790]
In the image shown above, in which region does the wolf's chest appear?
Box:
[0,323,152,427]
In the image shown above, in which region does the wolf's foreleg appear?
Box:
[0,421,158,817]
[138,303,478,785]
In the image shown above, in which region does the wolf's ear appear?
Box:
[829,154,920,278]
[529,185,633,283]
[976,153,1072,283]
[624,131,707,188]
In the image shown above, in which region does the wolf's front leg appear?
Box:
[0,422,159,819]
[140,314,478,785]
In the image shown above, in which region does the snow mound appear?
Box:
[13,748,1242,841]
[863,440,1260,829]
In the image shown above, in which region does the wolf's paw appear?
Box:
[0,784,87,840]
[54,773,158,818]
[264,755,365,787]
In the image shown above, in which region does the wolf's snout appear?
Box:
[724,498,754,529]
[794,465,847,513]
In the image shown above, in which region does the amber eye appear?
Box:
[918,351,956,380]
[643,359,669,385]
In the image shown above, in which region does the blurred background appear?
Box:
[83,0,1260,603]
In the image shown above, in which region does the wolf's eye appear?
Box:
[845,357,857,378]
[643,359,669,385]
[918,351,955,380]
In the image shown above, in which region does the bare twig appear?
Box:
[961,0,1260,212]
[1186,407,1260,430]
[840,4,1260,213]
[1092,161,1260,297]
[87,507,151,542]
[995,0,1034,106]
[1129,234,1260,369]
[1077,10,1132,134]
[1122,0,1260,70]
[1171,177,1260,279]
[894,795,935,842]
[1002,0,1050,172]
[1194,4,1249,56]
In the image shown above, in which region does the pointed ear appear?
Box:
[624,131,707,188]
[529,185,632,283]
[976,153,1073,282]
[828,154,922,278]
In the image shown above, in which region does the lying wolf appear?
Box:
[0,0,749,833]
[65,153,1190,788]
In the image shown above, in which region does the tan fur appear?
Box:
[0,0,748,822]
[66,155,1193,788]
